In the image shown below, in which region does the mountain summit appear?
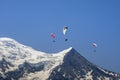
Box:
[48,48,120,80]
[0,37,120,80]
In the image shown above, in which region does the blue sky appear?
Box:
[0,0,120,73]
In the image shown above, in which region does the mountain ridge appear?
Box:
[48,48,120,80]
[0,37,120,80]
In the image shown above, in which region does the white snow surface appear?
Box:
[97,66,119,77]
[0,37,73,80]
[0,37,119,80]
[80,70,93,80]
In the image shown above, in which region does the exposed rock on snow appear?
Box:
[0,37,119,80]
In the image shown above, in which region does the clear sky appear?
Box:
[0,0,120,73]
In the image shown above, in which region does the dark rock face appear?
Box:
[0,61,45,80]
[0,58,14,72]
[48,48,120,80]
[0,48,120,80]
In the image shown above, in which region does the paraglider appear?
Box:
[65,38,68,41]
[50,33,55,42]
[92,43,97,52]
[63,26,68,35]
[93,43,97,48]
[63,26,68,41]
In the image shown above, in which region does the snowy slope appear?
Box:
[0,37,120,80]
[0,37,72,80]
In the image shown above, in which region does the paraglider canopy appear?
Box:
[93,43,97,48]
[51,33,55,38]
[63,26,68,35]
[50,33,56,42]
[63,26,68,41]
[92,43,97,52]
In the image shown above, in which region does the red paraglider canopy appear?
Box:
[51,33,55,38]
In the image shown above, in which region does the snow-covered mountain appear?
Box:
[0,37,120,80]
